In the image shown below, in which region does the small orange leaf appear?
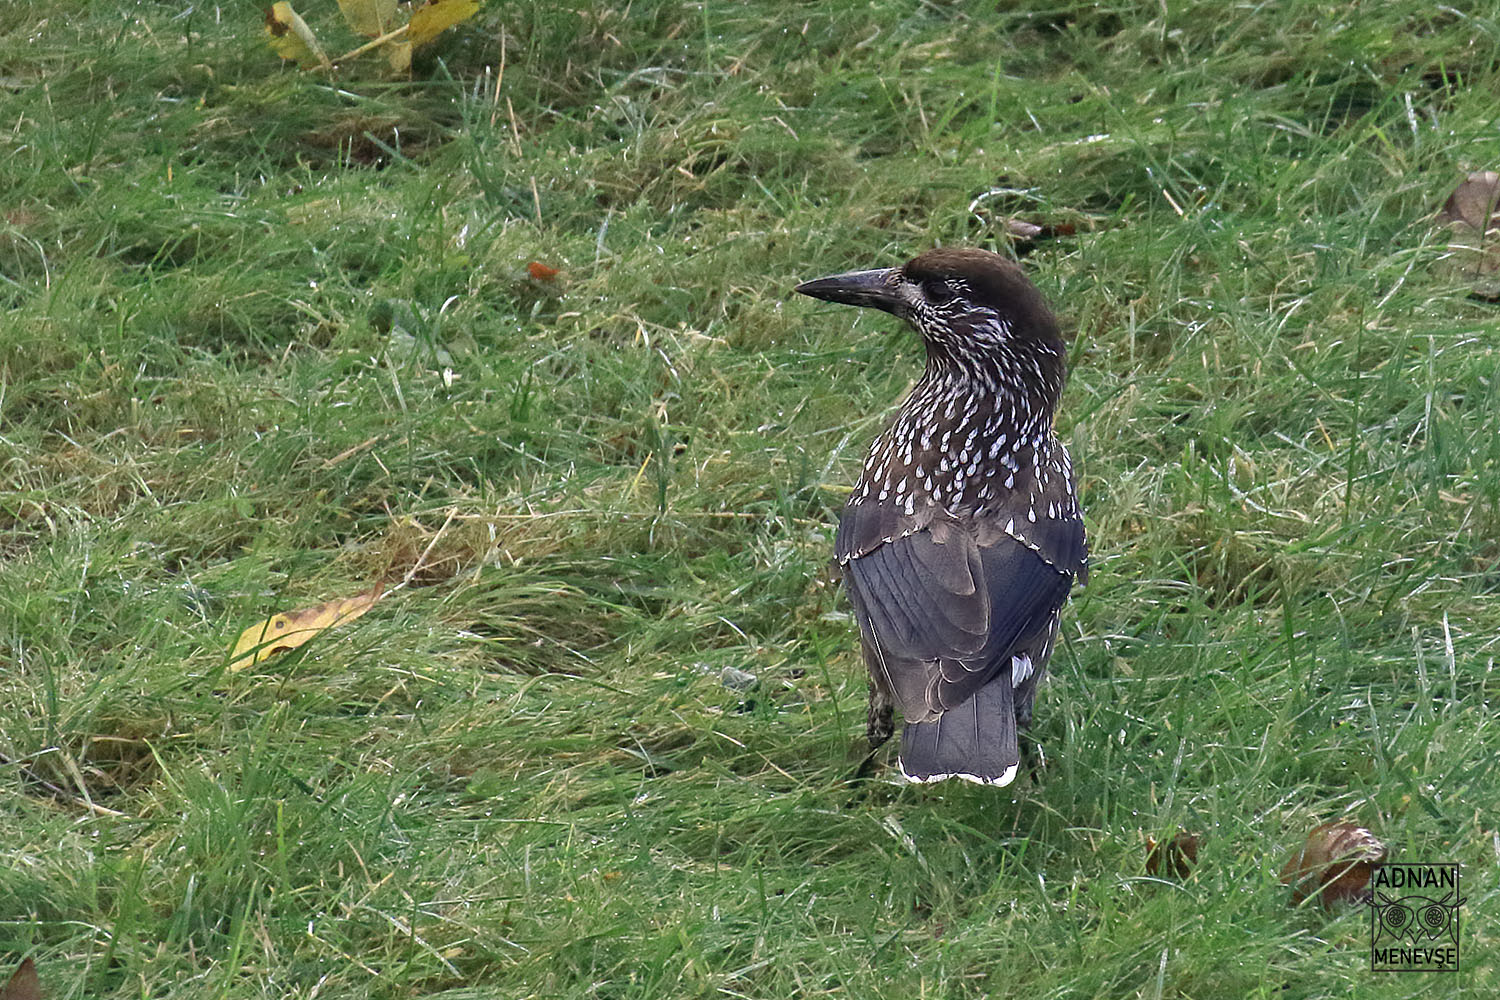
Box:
[264,3,331,70]
[407,0,482,49]
[1280,821,1387,906]
[0,959,41,1000]
[230,584,384,671]
[1145,832,1200,878]
[526,261,560,281]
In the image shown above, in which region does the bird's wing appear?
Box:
[836,501,1076,720]
[975,500,1087,582]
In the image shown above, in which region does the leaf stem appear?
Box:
[334,22,410,65]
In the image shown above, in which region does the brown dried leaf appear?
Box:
[407,0,482,49]
[1145,832,1200,878]
[1280,821,1387,906]
[264,2,331,70]
[1438,171,1500,299]
[1005,219,1044,240]
[230,584,384,671]
[1002,218,1081,245]
[1441,170,1500,230]
[0,959,40,1000]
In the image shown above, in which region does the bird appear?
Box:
[795,247,1086,786]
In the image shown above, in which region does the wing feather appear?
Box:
[839,500,1077,722]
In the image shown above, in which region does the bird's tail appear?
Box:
[898,676,1019,786]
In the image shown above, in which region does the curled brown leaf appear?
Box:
[1438,171,1500,299]
[1,959,41,1000]
[1280,821,1387,907]
[1145,831,1200,879]
[1440,170,1500,231]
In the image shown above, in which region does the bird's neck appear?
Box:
[916,341,1064,438]
[854,347,1062,510]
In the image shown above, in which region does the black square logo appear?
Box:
[1369,863,1462,972]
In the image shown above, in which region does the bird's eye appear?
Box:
[925,280,957,306]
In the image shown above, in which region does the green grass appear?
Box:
[3,1,1499,996]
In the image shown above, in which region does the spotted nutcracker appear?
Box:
[795,248,1086,785]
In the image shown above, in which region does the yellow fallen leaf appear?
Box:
[337,0,398,37]
[265,2,331,70]
[386,40,413,74]
[230,584,383,671]
[407,0,481,49]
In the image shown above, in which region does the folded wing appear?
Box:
[836,500,1080,722]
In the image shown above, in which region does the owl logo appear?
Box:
[1371,889,1464,946]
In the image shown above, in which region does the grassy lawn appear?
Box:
[3,1,1499,996]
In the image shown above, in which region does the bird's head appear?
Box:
[794,247,1062,369]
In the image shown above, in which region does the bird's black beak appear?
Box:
[794,267,904,316]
